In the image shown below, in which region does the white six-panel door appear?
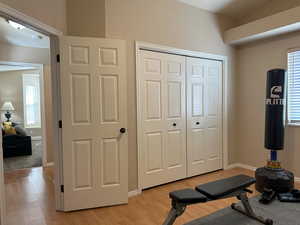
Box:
[186,57,223,177]
[139,50,187,189]
[60,36,128,211]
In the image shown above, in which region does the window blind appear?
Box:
[22,74,41,128]
[288,50,300,123]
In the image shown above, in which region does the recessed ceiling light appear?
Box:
[8,20,25,30]
[31,35,43,40]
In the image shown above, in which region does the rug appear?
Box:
[186,197,300,225]
[3,140,43,171]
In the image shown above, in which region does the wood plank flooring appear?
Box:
[4,167,299,225]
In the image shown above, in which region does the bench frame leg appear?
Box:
[162,200,186,225]
[231,192,273,225]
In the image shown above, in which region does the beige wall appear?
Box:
[66,0,105,37]
[236,31,300,177]
[0,0,67,33]
[0,70,25,123]
[105,0,237,191]
[43,65,54,162]
[0,42,50,65]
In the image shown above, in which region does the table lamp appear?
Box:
[1,101,15,122]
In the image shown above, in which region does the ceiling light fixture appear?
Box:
[8,20,25,30]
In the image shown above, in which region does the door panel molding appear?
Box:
[136,41,229,192]
[138,50,186,189]
[187,57,223,177]
[60,36,128,211]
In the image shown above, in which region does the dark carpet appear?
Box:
[186,197,300,225]
[3,140,43,171]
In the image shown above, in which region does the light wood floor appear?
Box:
[4,167,299,225]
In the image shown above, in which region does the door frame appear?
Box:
[135,41,229,192]
[0,2,64,218]
[0,126,5,225]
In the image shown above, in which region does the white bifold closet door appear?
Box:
[140,50,187,189]
[186,57,223,177]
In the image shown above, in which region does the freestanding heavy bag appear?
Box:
[265,69,285,150]
[256,68,294,194]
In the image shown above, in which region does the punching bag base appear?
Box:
[255,167,294,193]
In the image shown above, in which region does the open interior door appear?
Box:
[59,36,128,211]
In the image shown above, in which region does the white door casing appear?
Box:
[60,36,128,211]
[139,50,187,189]
[187,57,223,177]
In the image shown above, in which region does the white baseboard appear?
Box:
[227,163,300,183]
[227,163,257,171]
[129,164,299,198]
[128,189,142,198]
[226,163,241,170]
[45,162,54,167]
[31,136,42,141]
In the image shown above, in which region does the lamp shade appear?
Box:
[1,101,15,111]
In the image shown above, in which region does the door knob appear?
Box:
[120,128,126,133]
[173,123,177,127]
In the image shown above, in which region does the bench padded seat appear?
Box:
[196,175,256,199]
[169,189,207,204]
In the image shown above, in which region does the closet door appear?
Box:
[139,50,186,189]
[186,57,223,177]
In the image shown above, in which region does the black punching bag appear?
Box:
[264,69,285,150]
[255,68,294,194]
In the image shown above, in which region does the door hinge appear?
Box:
[56,54,60,63]
[60,185,64,193]
[59,120,62,128]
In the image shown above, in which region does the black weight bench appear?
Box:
[162,175,273,225]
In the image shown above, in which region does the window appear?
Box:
[288,50,300,124]
[22,74,41,128]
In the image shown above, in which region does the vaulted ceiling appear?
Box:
[177,0,300,25]
[177,0,271,19]
[0,17,49,48]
